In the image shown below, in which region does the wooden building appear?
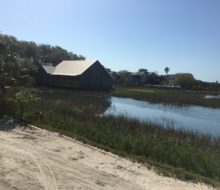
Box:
[37,60,113,90]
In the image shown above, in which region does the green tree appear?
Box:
[175,73,195,89]
[14,90,36,124]
[164,67,170,75]
[0,33,85,67]
[0,54,20,95]
[117,70,130,85]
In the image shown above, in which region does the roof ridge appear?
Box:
[51,60,97,76]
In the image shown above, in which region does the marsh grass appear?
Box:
[4,86,220,187]
[32,112,220,187]
[112,86,220,108]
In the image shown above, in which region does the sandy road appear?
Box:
[0,126,216,190]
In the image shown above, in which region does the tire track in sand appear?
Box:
[0,134,58,190]
[31,155,58,190]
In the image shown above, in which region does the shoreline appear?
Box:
[0,125,216,190]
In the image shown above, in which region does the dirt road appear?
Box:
[0,126,216,190]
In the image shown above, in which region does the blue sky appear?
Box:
[0,0,220,82]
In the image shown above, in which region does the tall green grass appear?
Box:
[4,87,220,187]
[31,112,220,187]
[112,86,220,108]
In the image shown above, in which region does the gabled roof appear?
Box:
[42,65,56,74]
[42,60,97,76]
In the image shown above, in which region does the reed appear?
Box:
[112,86,220,108]
[5,86,220,187]
[31,112,220,187]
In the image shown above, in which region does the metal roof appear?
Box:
[42,65,56,74]
[42,60,97,76]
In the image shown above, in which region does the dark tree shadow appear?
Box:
[0,120,16,131]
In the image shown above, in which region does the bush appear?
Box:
[175,73,196,89]
[14,90,36,124]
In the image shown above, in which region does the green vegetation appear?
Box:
[115,68,220,90]
[117,70,130,85]
[3,87,219,187]
[164,66,170,75]
[0,54,21,94]
[1,33,220,187]
[0,33,86,115]
[112,86,220,108]
[36,112,220,187]
[0,34,85,66]
[14,90,36,124]
[175,73,196,89]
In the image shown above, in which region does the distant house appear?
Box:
[37,60,113,90]
[127,73,141,86]
[126,70,149,86]
[106,68,120,84]
[159,74,181,88]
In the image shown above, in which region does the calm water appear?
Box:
[204,95,220,99]
[104,97,220,137]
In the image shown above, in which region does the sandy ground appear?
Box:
[0,126,216,190]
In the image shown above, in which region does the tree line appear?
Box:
[0,33,219,91]
[114,68,220,90]
[0,33,86,94]
[0,34,85,66]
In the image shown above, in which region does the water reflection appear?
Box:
[104,97,220,136]
[38,88,111,115]
[204,95,220,99]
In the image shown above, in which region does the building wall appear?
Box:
[36,67,49,85]
[47,75,80,88]
[36,62,113,90]
[79,61,113,90]
[127,75,141,86]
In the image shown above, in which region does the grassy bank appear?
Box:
[112,86,220,108]
[31,113,220,187]
[3,87,220,187]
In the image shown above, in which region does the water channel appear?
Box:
[104,97,220,137]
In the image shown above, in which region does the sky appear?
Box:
[0,0,220,82]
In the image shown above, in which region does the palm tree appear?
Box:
[164,67,170,75]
